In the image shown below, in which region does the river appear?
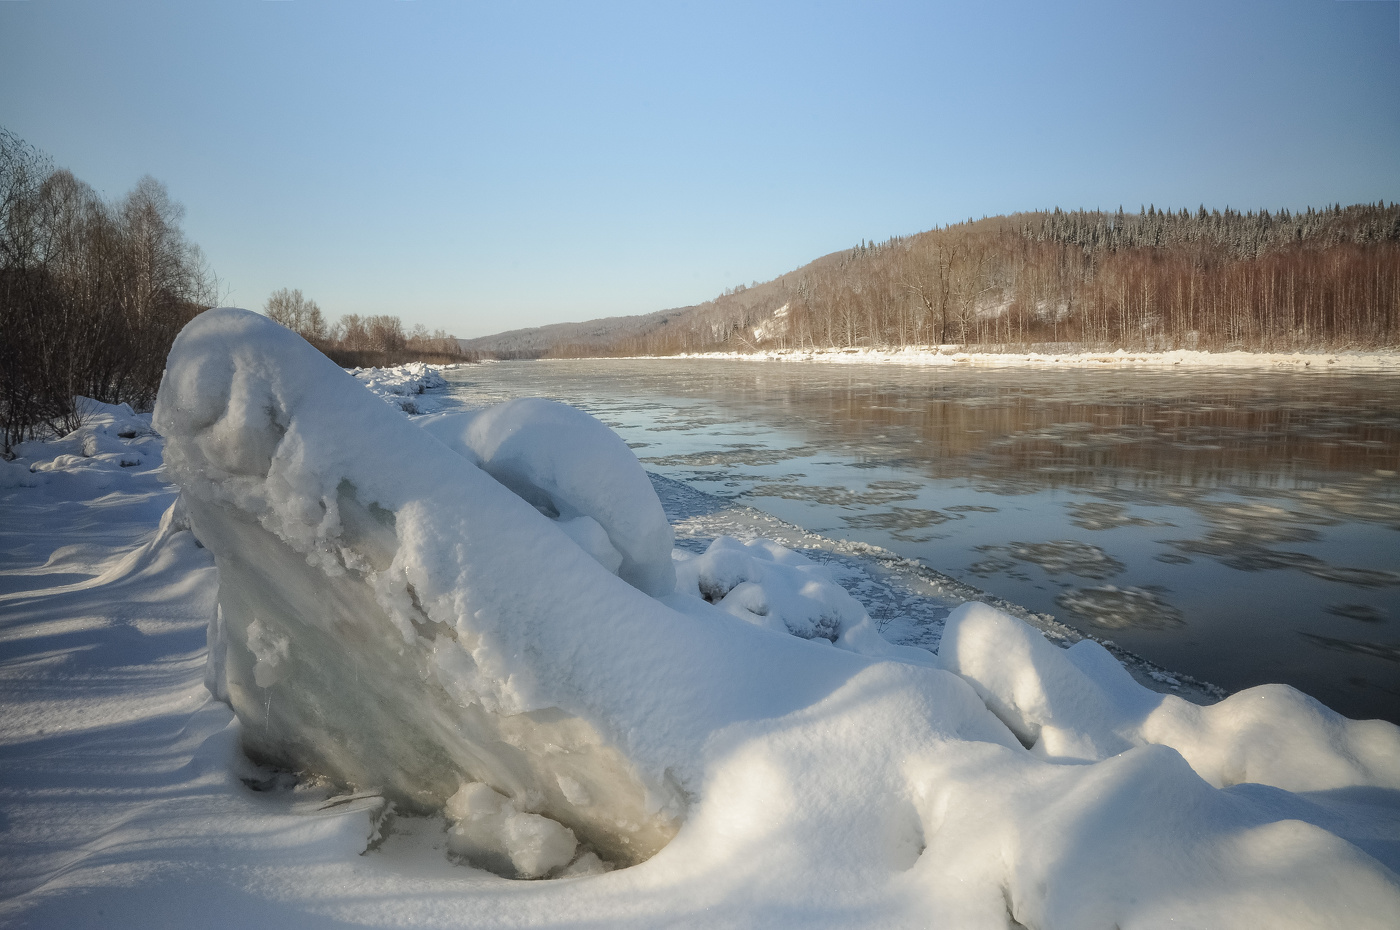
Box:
[444,359,1400,724]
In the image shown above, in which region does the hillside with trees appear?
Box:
[469,202,1400,359]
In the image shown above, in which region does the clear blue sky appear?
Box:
[2,1,1397,338]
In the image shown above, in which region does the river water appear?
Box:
[444,359,1400,724]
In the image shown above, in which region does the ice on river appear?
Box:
[0,308,1398,928]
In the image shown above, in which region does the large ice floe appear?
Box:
[138,309,1400,925]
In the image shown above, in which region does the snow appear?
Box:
[938,603,1400,791]
[350,361,450,414]
[673,535,873,643]
[654,345,1400,370]
[444,781,581,879]
[420,398,676,596]
[1,307,1398,928]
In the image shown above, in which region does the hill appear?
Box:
[464,203,1400,359]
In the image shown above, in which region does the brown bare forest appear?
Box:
[0,130,217,455]
[1,131,464,457]
[540,204,1400,358]
[262,287,465,369]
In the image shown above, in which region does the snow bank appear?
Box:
[655,346,1400,371]
[3,397,152,491]
[155,309,689,868]
[420,399,676,596]
[938,602,1400,791]
[673,535,869,641]
[10,305,1375,924]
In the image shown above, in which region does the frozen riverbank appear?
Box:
[2,319,1399,928]
[653,346,1400,370]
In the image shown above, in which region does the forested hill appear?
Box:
[464,202,1400,358]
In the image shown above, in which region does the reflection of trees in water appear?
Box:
[1299,633,1400,665]
[689,367,1400,491]
[1326,604,1388,624]
[632,366,1400,598]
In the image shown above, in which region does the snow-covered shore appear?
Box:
[349,361,450,414]
[651,346,1400,370]
[3,319,1400,928]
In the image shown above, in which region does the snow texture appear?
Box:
[155,309,684,868]
[673,535,871,642]
[0,308,1397,927]
[351,361,449,414]
[662,346,1400,371]
[420,399,676,596]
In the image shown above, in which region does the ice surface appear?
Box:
[4,308,1398,926]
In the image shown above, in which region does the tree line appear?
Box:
[1,129,216,456]
[1,129,469,457]
[543,203,1400,358]
[263,288,466,368]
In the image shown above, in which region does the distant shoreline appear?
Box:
[601,346,1400,371]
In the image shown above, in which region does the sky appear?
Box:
[2,1,1398,339]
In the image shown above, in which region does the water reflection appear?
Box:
[445,360,1400,723]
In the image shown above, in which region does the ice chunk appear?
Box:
[420,398,676,596]
[352,362,448,414]
[672,535,868,641]
[245,618,292,688]
[445,781,578,879]
[154,308,684,868]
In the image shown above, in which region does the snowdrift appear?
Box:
[124,308,1400,924]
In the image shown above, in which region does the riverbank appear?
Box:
[4,347,1399,927]
[647,346,1400,370]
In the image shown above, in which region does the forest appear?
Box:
[0,130,463,457]
[538,203,1400,358]
[0,129,216,455]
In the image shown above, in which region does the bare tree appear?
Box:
[265,288,327,345]
[2,131,214,456]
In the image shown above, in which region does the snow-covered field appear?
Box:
[659,346,1400,370]
[2,310,1399,928]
